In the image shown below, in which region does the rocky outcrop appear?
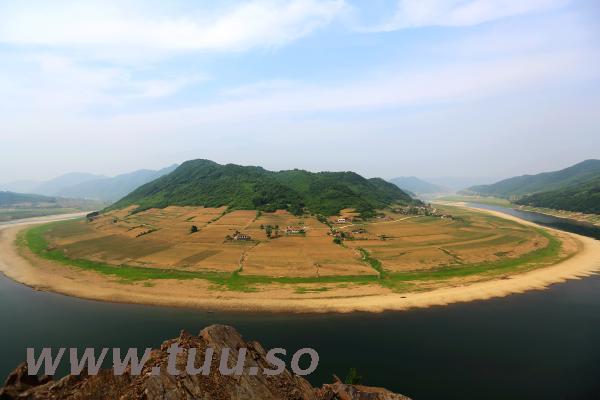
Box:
[319,379,412,400]
[0,325,411,400]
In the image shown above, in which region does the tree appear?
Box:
[345,368,362,384]
[333,236,342,245]
[190,225,198,233]
[265,225,273,238]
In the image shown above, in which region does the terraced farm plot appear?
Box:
[30,204,573,293]
[242,236,374,277]
[342,209,551,272]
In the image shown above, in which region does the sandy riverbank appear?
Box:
[0,208,598,313]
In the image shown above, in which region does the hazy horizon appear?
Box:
[5,156,600,191]
[1,0,599,182]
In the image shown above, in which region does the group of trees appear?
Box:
[260,224,280,238]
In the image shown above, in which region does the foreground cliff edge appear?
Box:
[0,325,411,400]
[0,207,599,313]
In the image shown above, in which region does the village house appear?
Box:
[230,231,252,241]
[336,217,352,224]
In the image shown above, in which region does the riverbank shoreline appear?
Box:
[0,209,599,313]
[514,205,600,227]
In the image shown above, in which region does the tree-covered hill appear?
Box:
[463,159,600,198]
[109,159,415,216]
[514,176,600,214]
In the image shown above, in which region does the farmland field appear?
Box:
[20,204,577,293]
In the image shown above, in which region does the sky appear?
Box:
[0,0,599,183]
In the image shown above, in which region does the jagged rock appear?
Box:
[319,376,413,400]
[0,325,410,400]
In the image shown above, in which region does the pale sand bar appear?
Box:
[0,207,598,313]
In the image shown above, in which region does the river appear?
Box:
[1,207,599,399]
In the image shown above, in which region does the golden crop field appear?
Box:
[41,205,563,283]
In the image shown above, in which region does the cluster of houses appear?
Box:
[328,226,368,241]
[226,225,307,241]
[393,205,453,219]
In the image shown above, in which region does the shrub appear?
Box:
[345,368,362,384]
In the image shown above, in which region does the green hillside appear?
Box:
[464,159,600,198]
[110,159,415,216]
[515,176,600,214]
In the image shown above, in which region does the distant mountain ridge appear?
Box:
[33,172,106,196]
[0,191,57,207]
[389,176,447,194]
[111,159,416,216]
[463,159,600,198]
[59,165,178,202]
[0,165,178,202]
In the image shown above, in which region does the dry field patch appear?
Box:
[35,205,571,291]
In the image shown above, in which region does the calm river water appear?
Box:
[1,206,599,399]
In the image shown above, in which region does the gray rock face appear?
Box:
[0,325,410,400]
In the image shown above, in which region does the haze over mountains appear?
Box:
[3,158,598,217]
[112,159,415,216]
[389,176,448,195]
[0,165,177,202]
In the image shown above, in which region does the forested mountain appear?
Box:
[110,159,415,216]
[515,176,600,214]
[464,160,600,198]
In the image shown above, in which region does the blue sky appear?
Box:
[0,0,598,182]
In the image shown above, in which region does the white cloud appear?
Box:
[371,0,570,31]
[0,0,345,54]
[0,54,206,114]
[220,79,298,98]
[100,47,596,130]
